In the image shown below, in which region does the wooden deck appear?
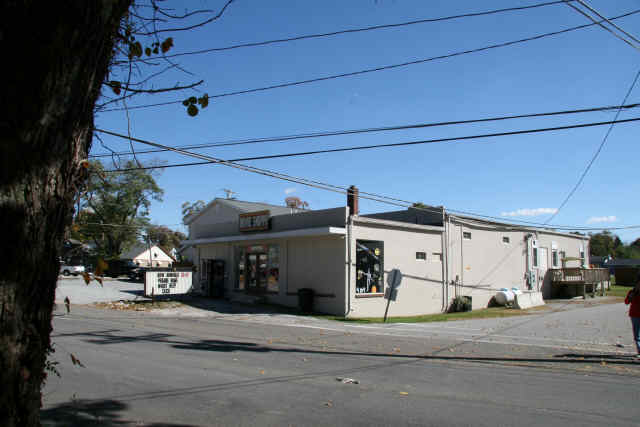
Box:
[550,268,610,299]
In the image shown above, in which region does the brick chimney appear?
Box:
[347,185,359,216]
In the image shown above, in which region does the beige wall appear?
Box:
[189,202,244,239]
[348,221,444,318]
[446,219,590,307]
[286,236,346,315]
[194,235,346,315]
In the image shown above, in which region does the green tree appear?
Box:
[181,200,206,220]
[73,160,163,260]
[146,225,187,256]
[1,2,228,424]
[588,231,620,257]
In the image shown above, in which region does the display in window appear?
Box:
[356,240,384,294]
[267,244,279,292]
[236,247,246,289]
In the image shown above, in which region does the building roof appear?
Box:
[120,244,174,261]
[184,198,307,224]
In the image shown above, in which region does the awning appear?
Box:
[181,226,346,247]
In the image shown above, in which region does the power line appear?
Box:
[92,119,640,231]
[90,101,640,158]
[130,1,566,61]
[545,69,640,225]
[95,116,640,168]
[563,0,640,51]
[99,9,640,113]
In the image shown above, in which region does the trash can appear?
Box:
[298,288,314,313]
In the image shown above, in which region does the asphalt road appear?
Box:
[42,301,640,427]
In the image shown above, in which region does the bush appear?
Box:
[448,296,472,313]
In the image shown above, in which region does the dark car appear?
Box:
[128,267,147,282]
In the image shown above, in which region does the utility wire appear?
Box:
[130,1,566,61]
[99,9,640,113]
[90,102,640,158]
[563,0,640,51]
[93,117,640,231]
[545,69,640,225]
[573,0,640,45]
[95,116,640,168]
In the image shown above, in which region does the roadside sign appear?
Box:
[388,269,402,289]
[383,269,403,322]
[145,270,193,296]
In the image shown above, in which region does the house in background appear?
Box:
[120,244,175,268]
[181,188,589,317]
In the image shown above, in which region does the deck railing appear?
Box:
[550,268,609,284]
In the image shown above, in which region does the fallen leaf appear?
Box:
[70,354,85,368]
[399,392,409,396]
[324,400,333,407]
[260,370,265,375]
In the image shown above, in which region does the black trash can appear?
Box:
[298,288,314,313]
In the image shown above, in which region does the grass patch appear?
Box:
[318,305,549,324]
[606,284,632,298]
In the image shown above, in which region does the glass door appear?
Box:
[247,253,268,293]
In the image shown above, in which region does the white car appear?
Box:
[59,264,85,276]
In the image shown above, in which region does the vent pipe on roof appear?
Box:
[347,185,359,216]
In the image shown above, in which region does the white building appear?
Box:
[182,190,589,317]
[120,244,175,268]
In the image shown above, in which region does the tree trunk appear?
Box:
[0,2,131,425]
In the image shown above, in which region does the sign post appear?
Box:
[383,269,402,322]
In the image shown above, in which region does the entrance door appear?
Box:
[209,260,225,298]
[247,253,268,293]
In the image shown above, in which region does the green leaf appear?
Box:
[145,47,151,56]
[187,104,198,117]
[182,99,189,106]
[188,96,197,104]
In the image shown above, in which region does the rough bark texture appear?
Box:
[0,1,131,425]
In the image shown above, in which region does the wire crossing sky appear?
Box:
[96,0,640,241]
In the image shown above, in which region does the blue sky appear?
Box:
[94,0,640,242]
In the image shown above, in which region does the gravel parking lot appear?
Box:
[55,276,146,305]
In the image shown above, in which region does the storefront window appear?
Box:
[356,240,384,294]
[267,244,279,292]
[235,247,246,290]
[235,244,279,292]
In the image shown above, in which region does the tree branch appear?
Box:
[105,79,203,94]
[135,0,235,35]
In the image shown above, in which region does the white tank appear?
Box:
[495,288,515,305]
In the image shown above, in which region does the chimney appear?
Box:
[347,185,359,216]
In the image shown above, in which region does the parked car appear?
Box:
[59,264,85,276]
[128,267,147,282]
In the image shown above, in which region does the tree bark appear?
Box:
[0,2,131,425]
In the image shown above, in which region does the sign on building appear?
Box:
[239,210,271,232]
[145,270,193,296]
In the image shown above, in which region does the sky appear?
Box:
[93,0,640,242]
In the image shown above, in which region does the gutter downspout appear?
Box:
[441,210,448,312]
[346,214,353,317]
[460,222,464,299]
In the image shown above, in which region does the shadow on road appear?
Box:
[53,329,640,367]
[40,398,195,426]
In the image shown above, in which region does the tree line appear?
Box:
[589,231,640,259]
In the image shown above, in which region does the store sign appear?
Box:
[239,210,271,232]
[145,271,192,296]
